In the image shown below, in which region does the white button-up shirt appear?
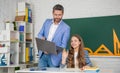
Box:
[47,21,61,41]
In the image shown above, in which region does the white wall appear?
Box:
[0,0,20,30]
[28,0,120,37]
[1,0,120,37]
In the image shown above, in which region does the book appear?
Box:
[85,67,99,70]
[84,66,100,73]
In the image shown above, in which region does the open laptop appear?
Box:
[35,38,63,55]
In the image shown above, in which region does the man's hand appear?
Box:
[44,51,48,54]
[41,37,45,40]
[41,37,47,54]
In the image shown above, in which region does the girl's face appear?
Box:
[71,36,81,49]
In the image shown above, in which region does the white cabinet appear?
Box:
[0,2,35,73]
[16,21,34,63]
[0,30,19,66]
[15,1,34,63]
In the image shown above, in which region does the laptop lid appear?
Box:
[35,38,57,55]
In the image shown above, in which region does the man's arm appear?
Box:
[61,27,70,49]
[37,20,48,39]
[37,20,48,55]
[37,25,45,39]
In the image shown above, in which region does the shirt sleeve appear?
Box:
[85,50,93,66]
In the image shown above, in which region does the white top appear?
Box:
[47,23,59,41]
[74,52,78,68]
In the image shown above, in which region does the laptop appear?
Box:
[35,38,63,55]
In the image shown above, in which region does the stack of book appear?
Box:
[84,66,100,73]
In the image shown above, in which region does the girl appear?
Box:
[61,34,92,70]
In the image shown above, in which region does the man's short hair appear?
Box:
[53,4,64,13]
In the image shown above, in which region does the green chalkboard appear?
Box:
[63,15,120,54]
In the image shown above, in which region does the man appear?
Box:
[37,4,70,69]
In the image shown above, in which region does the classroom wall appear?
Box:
[1,0,120,37]
[1,0,120,63]
[0,0,18,30]
[0,0,29,30]
[27,0,120,37]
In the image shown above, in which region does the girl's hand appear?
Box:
[80,66,90,71]
[62,49,68,64]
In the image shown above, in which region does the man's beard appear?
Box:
[54,18,61,23]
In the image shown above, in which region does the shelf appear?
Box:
[19,41,25,43]
[15,21,32,23]
[0,64,26,67]
[11,39,19,42]
[0,41,10,42]
[26,32,32,34]
[15,21,28,23]
[26,41,32,43]
[19,31,25,33]
[0,40,19,43]
[0,2,34,73]
[26,39,32,41]
[11,30,19,33]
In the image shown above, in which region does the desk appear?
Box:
[0,64,26,73]
[15,67,99,73]
[0,62,38,73]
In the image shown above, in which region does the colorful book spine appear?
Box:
[28,8,32,23]
[29,47,33,61]
[25,47,29,62]
[25,7,28,22]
